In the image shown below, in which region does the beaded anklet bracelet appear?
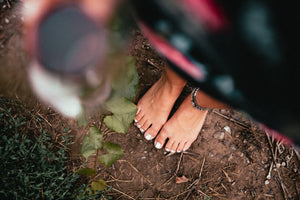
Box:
[191,88,210,111]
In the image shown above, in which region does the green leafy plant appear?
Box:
[0,98,80,200]
[78,56,139,195]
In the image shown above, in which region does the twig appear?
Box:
[197,189,211,199]
[94,150,99,172]
[212,110,249,129]
[183,151,201,157]
[118,160,153,185]
[147,59,160,70]
[265,131,289,200]
[184,157,206,200]
[166,152,176,157]
[160,174,176,188]
[36,112,53,128]
[175,152,183,174]
[169,190,190,200]
[222,170,233,183]
[106,175,133,183]
[111,187,135,200]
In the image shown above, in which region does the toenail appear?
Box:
[170,150,175,153]
[155,142,162,149]
[137,124,141,128]
[145,133,153,140]
[134,119,137,123]
[140,128,144,133]
[165,148,170,152]
[177,150,181,153]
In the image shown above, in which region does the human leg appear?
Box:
[135,66,186,140]
[154,88,229,152]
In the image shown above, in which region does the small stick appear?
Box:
[169,190,190,200]
[212,110,249,129]
[118,160,153,185]
[184,157,206,200]
[160,174,176,188]
[111,188,135,200]
[106,175,133,183]
[175,152,183,174]
[147,59,160,70]
[265,131,289,200]
[183,151,201,157]
[222,170,233,183]
[36,112,53,128]
[197,189,211,199]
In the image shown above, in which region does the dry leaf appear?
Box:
[175,175,190,184]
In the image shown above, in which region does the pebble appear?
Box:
[281,162,286,167]
[141,156,146,159]
[4,18,9,24]
[293,168,298,173]
[230,145,236,151]
[276,163,281,168]
[213,131,225,140]
[265,180,270,185]
[224,126,231,135]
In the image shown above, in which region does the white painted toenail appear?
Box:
[134,119,137,123]
[155,142,162,149]
[170,150,175,153]
[145,133,153,140]
[140,128,144,133]
[177,150,181,153]
[137,124,141,128]
[165,148,170,152]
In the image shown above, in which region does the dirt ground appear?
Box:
[1,1,300,199]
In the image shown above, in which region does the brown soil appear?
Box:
[1,2,300,199]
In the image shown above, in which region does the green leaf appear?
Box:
[91,179,107,192]
[77,110,88,128]
[77,168,96,177]
[80,127,103,160]
[99,142,124,167]
[111,56,139,100]
[104,97,137,134]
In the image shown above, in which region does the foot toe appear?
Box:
[134,109,144,122]
[165,139,175,153]
[137,116,147,132]
[183,142,192,152]
[155,131,168,149]
[144,125,160,141]
[176,142,186,153]
[141,121,151,133]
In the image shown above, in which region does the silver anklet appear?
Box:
[191,88,210,111]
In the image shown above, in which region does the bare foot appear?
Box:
[154,93,208,152]
[135,70,186,140]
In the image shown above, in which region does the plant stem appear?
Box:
[94,149,99,173]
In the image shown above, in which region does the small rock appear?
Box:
[265,180,270,185]
[143,151,148,154]
[230,145,236,151]
[4,18,9,24]
[224,126,231,135]
[141,156,146,159]
[276,163,281,168]
[213,131,225,140]
[281,162,286,167]
[293,168,298,173]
